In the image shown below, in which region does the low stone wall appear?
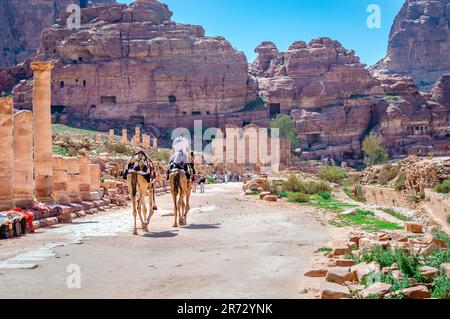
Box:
[361,185,411,208]
[424,189,450,232]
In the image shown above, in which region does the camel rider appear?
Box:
[167,136,193,180]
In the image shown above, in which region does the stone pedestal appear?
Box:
[79,156,92,201]
[109,129,115,143]
[52,156,70,204]
[90,164,101,192]
[32,62,54,203]
[13,111,34,208]
[66,157,81,203]
[121,129,128,144]
[0,98,15,211]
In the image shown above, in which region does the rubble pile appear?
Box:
[305,227,450,299]
[359,156,450,193]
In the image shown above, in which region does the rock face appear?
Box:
[372,0,450,91]
[252,38,384,161]
[253,38,450,162]
[0,0,116,67]
[11,0,261,131]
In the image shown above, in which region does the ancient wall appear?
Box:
[424,189,450,232]
[361,185,411,208]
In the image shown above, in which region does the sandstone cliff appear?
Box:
[253,38,450,162]
[0,0,116,67]
[372,0,450,92]
[11,0,261,131]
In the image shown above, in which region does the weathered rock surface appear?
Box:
[372,0,450,92]
[9,0,260,131]
[0,0,116,67]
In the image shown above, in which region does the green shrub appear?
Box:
[359,245,397,268]
[307,181,331,195]
[270,114,299,149]
[279,191,288,198]
[318,166,347,184]
[287,192,310,203]
[394,173,407,191]
[362,135,389,166]
[447,215,450,225]
[320,192,332,200]
[431,276,450,299]
[434,180,450,194]
[282,175,306,193]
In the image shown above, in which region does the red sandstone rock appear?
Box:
[401,286,431,299]
[372,0,450,92]
[321,282,352,299]
[304,269,328,278]
[362,282,392,299]
[10,1,258,131]
[325,267,357,285]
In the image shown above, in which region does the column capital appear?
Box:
[0,97,13,115]
[31,61,54,72]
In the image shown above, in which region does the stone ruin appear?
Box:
[210,124,292,175]
[0,62,117,226]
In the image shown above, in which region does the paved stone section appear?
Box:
[0,183,330,299]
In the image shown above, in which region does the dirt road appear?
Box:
[0,183,331,299]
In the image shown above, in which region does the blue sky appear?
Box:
[118,0,405,66]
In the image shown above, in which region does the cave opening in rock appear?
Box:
[168,95,177,103]
[51,105,66,114]
[269,103,281,116]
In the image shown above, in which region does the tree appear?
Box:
[270,114,298,149]
[362,135,388,166]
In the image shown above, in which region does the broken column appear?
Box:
[90,164,101,200]
[121,129,128,144]
[109,129,115,143]
[96,133,103,143]
[153,137,158,149]
[0,97,15,211]
[52,155,70,204]
[13,110,34,208]
[31,61,54,203]
[135,127,141,145]
[142,134,150,148]
[66,157,81,203]
[79,156,92,201]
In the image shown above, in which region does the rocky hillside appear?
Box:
[253,39,450,162]
[10,0,259,132]
[372,0,450,91]
[0,0,116,67]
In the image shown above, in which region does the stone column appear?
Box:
[121,129,128,144]
[79,156,91,201]
[66,157,81,203]
[31,61,54,203]
[142,134,150,148]
[96,133,103,143]
[52,155,70,204]
[153,137,158,149]
[89,164,101,200]
[135,127,141,145]
[13,110,34,208]
[109,129,115,143]
[0,97,15,211]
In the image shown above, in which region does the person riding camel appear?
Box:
[166,136,195,181]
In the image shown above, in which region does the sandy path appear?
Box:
[0,183,331,299]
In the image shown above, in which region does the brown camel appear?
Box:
[169,169,189,227]
[127,173,150,235]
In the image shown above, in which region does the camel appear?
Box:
[169,169,189,228]
[126,152,155,235]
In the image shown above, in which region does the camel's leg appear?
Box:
[137,179,148,231]
[147,185,155,225]
[172,191,179,228]
[131,195,138,236]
